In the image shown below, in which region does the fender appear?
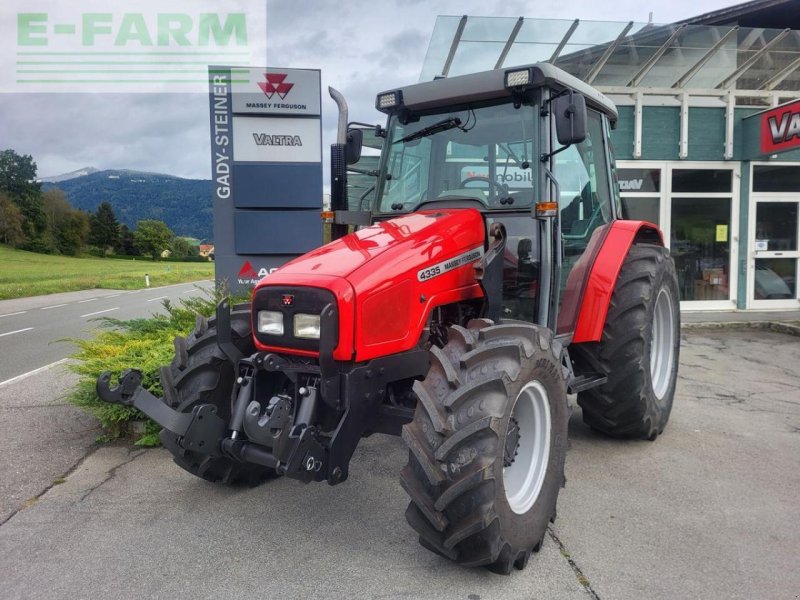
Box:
[571,220,663,344]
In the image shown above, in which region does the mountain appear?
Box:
[39,167,100,183]
[42,169,212,240]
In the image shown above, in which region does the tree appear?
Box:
[55,210,90,255]
[0,149,40,199]
[0,150,49,251]
[169,236,192,259]
[0,192,25,246]
[116,224,137,256]
[41,188,89,255]
[134,220,174,260]
[89,202,120,254]
[42,188,72,225]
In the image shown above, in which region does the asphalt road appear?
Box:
[0,280,213,383]
[1,328,798,599]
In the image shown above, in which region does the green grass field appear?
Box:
[0,246,214,300]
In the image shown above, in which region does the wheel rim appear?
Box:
[503,381,551,515]
[650,288,676,400]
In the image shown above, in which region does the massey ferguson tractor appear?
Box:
[98,62,680,574]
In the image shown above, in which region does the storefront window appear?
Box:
[755,202,798,251]
[672,169,732,193]
[754,258,796,299]
[618,167,661,225]
[753,165,800,193]
[621,197,660,224]
[670,197,731,301]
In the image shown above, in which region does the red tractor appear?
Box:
[98,63,680,574]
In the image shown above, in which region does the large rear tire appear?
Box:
[571,244,680,440]
[401,320,569,574]
[159,305,278,485]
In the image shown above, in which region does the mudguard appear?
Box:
[570,220,663,344]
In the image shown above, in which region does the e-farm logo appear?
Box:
[6,1,266,93]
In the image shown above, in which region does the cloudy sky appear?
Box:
[1,0,741,183]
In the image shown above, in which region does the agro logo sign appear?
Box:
[761,99,800,155]
[237,260,277,285]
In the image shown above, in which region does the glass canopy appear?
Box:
[420,16,800,91]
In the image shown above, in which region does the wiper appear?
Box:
[394,117,462,144]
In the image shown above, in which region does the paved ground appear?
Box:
[1,328,798,599]
[0,280,213,383]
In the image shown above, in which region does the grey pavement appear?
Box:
[0,366,98,525]
[0,280,213,383]
[1,327,798,599]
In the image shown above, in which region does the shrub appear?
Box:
[68,287,236,446]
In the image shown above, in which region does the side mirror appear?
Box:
[553,91,587,146]
[346,128,363,165]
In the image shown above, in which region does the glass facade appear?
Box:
[421,17,800,92]
[413,14,800,310]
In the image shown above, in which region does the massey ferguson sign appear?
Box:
[761,99,800,155]
[231,68,321,116]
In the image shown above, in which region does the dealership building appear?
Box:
[350,0,800,310]
[365,0,800,312]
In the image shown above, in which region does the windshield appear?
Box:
[377,102,537,214]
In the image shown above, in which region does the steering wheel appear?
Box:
[459,175,506,203]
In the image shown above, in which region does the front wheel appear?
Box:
[159,305,279,485]
[401,320,569,574]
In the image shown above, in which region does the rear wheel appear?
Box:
[571,244,680,440]
[159,305,278,485]
[401,320,568,574]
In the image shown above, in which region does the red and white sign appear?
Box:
[761,99,800,155]
[231,67,321,116]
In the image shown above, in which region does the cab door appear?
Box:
[553,108,615,334]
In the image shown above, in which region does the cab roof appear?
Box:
[377,62,618,123]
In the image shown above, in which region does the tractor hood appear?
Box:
[275,209,486,281]
[255,209,487,362]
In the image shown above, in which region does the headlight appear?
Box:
[293,313,321,339]
[257,310,284,335]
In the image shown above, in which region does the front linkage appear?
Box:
[96,301,429,486]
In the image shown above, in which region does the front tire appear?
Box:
[571,244,680,440]
[401,320,569,574]
[159,305,278,485]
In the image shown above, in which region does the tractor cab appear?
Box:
[339,64,622,334]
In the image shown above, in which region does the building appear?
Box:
[400,0,800,311]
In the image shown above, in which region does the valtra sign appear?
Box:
[761,99,800,154]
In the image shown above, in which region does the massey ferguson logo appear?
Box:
[761,100,800,154]
[258,73,294,99]
[252,133,303,146]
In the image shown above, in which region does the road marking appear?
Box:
[78,298,97,303]
[105,294,120,298]
[181,289,198,294]
[81,307,119,318]
[0,327,34,338]
[0,311,27,318]
[146,296,168,302]
[0,358,69,388]
[41,303,68,310]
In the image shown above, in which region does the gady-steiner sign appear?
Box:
[209,66,322,294]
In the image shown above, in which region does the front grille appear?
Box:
[251,286,337,352]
